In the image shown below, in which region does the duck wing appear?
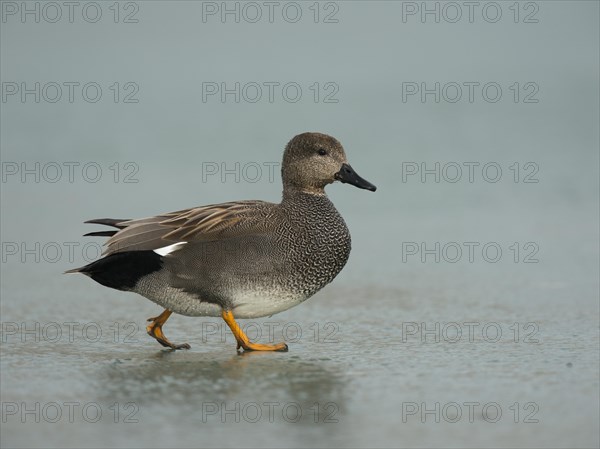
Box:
[84,200,278,256]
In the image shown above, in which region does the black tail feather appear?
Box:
[84,230,118,237]
[69,251,163,290]
[83,218,129,238]
[84,218,130,228]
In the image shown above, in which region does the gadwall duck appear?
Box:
[67,132,376,351]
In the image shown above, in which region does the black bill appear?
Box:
[334,163,377,192]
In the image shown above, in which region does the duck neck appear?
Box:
[282,185,327,203]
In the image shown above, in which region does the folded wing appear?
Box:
[85,200,277,256]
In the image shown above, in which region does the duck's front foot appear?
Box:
[222,310,288,352]
[146,309,191,350]
[237,340,288,352]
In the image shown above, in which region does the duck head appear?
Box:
[282,132,377,194]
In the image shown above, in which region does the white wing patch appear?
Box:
[153,242,187,256]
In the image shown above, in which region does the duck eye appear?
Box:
[317,148,327,156]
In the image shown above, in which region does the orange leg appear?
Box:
[222,310,288,352]
[146,309,190,350]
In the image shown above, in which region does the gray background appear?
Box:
[1,1,599,448]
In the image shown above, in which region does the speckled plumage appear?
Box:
[69,132,375,321]
[132,191,352,318]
